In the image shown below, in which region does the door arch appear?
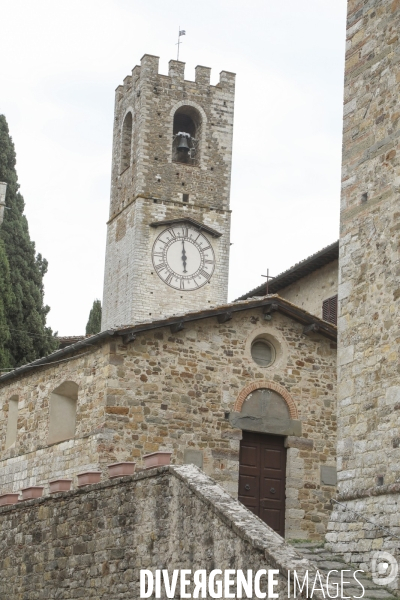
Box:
[233,382,297,537]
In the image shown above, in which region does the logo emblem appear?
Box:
[371,551,398,585]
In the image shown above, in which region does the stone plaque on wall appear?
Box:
[320,465,337,486]
[184,449,203,469]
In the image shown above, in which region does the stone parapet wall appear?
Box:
[0,434,104,493]
[0,465,320,599]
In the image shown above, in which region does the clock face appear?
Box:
[152,224,216,291]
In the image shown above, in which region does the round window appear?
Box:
[251,340,275,367]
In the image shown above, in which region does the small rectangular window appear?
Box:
[5,396,18,449]
[182,193,189,202]
[48,381,78,445]
[322,295,338,325]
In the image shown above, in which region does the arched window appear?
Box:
[5,395,18,449]
[48,381,78,445]
[172,105,202,165]
[120,112,133,172]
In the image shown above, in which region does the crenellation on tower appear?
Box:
[131,64,141,81]
[195,65,211,85]
[108,56,235,217]
[168,59,185,81]
[102,54,235,330]
[139,53,160,76]
[218,70,236,89]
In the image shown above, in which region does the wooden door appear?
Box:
[238,431,286,537]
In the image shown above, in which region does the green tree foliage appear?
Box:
[86,299,102,335]
[0,115,58,368]
[0,240,13,368]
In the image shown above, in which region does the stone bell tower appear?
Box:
[101,54,235,329]
[327,0,400,578]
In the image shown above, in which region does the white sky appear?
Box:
[0,0,347,335]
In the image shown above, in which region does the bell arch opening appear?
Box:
[48,381,79,445]
[120,112,133,173]
[172,105,202,165]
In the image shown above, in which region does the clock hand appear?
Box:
[181,240,187,273]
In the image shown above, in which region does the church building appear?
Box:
[0,55,339,543]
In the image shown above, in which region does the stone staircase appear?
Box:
[290,542,398,600]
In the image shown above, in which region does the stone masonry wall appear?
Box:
[0,347,112,491]
[102,307,337,540]
[328,0,400,578]
[278,261,338,320]
[109,55,235,218]
[0,465,322,599]
[102,196,230,328]
[327,491,400,590]
[0,306,336,541]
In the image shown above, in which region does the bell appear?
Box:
[177,134,190,153]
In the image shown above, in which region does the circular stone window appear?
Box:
[251,339,275,367]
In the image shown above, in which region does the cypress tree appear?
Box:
[86,299,102,335]
[0,239,12,368]
[0,115,57,368]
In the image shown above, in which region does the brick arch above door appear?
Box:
[234,380,298,420]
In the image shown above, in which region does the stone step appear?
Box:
[289,541,398,600]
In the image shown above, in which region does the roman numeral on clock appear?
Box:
[165,273,173,285]
[199,269,210,280]
[155,263,167,272]
[180,279,185,290]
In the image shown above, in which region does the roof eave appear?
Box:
[0,296,336,386]
[150,217,222,238]
[236,240,339,300]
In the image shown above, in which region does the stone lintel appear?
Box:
[229,411,302,437]
[285,436,314,450]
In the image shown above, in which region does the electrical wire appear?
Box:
[0,351,92,372]
[331,498,400,541]
[8,328,58,339]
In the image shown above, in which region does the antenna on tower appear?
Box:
[176,27,186,61]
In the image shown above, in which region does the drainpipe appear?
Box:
[0,182,7,225]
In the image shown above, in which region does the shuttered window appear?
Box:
[251,340,275,367]
[322,295,338,325]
